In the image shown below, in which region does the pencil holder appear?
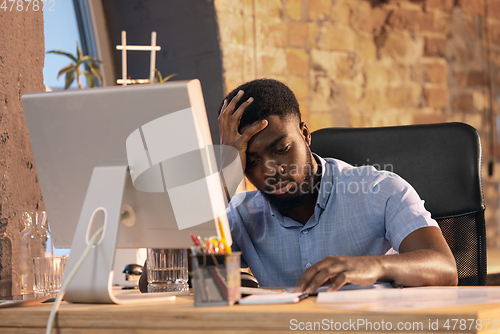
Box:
[191,252,241,306]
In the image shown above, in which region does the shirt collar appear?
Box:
[269,203,302,227]
[313,153,333,210]
[267,153,333,227]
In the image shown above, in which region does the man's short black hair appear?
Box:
[223,78,301,133]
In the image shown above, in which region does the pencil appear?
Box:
[217,219,231,254]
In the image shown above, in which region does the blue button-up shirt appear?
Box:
[227,155,438,287]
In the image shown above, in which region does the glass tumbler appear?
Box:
[33,255,68,297]
[147,248,188,293]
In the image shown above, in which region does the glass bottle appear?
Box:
[20,211,53,295]
[0,208,10,295]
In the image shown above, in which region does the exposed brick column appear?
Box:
[0,10,45,298]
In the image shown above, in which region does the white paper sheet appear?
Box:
[239,292,308,305]
[316,287,500,312]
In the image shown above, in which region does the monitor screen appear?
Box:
[22,80,231,250]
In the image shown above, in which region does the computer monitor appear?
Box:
[21,80,234,303]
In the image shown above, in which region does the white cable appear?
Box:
[46,226,104,334]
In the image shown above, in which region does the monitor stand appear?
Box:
[63,165,185,304]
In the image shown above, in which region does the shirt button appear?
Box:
[306,262,311,268]
[302,229,308,234]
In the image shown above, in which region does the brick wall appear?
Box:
[0,10,45,297]
[214,0,500,249]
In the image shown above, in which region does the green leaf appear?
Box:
[89,63,103,85]
[81,56,102,64]
[154,69,176,83]
[46,50,77,63]
[82,59,100,69]
[64,71,75,90]
[84,71,95,88]
[154,68,163,83]
[49,46,102,88]
[76,45,82,60]
[161,73,177,83]
[57,64,77,79]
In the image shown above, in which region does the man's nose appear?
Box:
[263,160,284,177]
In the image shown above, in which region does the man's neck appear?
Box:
[280,164,322,225]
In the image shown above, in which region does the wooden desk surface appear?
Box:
[1,295,500,333]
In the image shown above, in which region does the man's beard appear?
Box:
[259,147,316,214]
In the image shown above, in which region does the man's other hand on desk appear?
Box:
[294,226,458,293]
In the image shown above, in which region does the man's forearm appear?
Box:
[295,241,458,293]
[378,249,458,287]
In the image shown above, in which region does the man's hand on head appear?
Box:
[218,90,268,202]
[218,90,268,171]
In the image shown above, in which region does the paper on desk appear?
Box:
[240,287,286,295]
[239,282,394,303]
[317,287,500,312]
[280,282,394,294]
[0,296,50,308]
[239,292,307,305]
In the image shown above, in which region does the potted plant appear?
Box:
[47,45,102,89]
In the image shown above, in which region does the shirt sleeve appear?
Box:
[368,171,440,253]
[226,198,249,268]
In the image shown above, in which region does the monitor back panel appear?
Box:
[22,81,220,249]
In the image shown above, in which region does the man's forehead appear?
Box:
[241,113,299,130]
[246,133,288,155]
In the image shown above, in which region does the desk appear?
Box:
[1,295,500,333]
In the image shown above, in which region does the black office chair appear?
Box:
[310,122,487,286]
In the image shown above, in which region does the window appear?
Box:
[43,1,84,90]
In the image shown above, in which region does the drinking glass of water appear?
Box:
[146,248,188,293]
[33,255,68,297]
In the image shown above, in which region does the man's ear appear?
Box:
[299,122,311,146]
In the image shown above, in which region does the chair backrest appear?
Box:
[310,122,486,286]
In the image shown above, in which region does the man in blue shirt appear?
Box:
[219,78,458,293]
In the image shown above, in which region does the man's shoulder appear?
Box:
[322,157,380,178]
[229,190,267,211]
[226,190,270,228]
[320,156,408,191]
